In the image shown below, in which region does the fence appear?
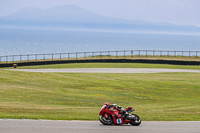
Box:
[0,50,200,63]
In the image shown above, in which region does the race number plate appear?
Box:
[117,118,122,124]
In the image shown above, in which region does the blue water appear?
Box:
[0,28,200,56]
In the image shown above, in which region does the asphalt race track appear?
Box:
[7,68,200,73]
[0,119,199,133]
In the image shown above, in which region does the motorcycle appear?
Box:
[99,102,141,126]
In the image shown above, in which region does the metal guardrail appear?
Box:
[0,50,199,63]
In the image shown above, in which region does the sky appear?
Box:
[0,0,199,26]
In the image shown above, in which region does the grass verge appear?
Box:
[6,62,200,70]
[0,63,200,121]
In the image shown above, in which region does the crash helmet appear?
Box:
[104,102,110,107]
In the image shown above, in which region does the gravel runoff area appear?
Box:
[6,68,200,73]
[0,119,199,133]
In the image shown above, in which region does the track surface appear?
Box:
[7,68,200,73]
[0,120,199,133]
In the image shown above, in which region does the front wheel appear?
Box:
[129,114,141,126]
[99,115,113,125]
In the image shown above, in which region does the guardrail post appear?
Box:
[43,54,45,60]
[59,53,61,60]
[68,53,70,59]
[51,54,53,60]
[92,52,94,58]
[196,51,198,58]
[84,52,86,58]
[146,50,147,57]
[131,51,133,57]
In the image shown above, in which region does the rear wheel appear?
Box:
[129,114,141,126]
[99,115,113,125]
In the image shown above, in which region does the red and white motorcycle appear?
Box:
[99,102,141,126]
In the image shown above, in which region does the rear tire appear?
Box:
[99,115,113,125]
[129,114,141,126]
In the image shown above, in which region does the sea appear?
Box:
[0,28,200,56]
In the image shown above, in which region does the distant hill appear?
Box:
[0,5,200,34]
[0,5,128,24]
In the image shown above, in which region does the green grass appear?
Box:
[0,63,200,121]
[8,62,200,70]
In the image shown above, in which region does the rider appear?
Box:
[104,103,127,119]
[116,105,128,120]
[104,102,110,108]
[104,102,117,109]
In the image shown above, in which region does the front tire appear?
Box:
[129,114,141,126]
[99,115,113,125]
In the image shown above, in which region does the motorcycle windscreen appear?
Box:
[100,105,106,112]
